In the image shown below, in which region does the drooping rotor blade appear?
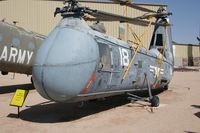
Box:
[85,0,158,13]
[80,0,157,13]
[39,0,169,26]
[136,12,172,20]
[38,0,157,13]
[109,0,156,13]
[84,8,159,26]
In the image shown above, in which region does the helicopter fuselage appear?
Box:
[0,21,45,75]
[33,17,174,103]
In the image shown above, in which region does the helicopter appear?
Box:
[0,0,174,107]
[0,20,45,75]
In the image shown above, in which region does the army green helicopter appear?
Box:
[0,0,173,107]
[0,20,45,75]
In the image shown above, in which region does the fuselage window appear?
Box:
[12,37,20,47]
[156,34,163,46]
[98,43,111,71]
[28,41,35,50]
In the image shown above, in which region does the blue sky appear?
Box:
[135,0,200,44]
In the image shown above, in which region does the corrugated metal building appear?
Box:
[1,1,199,67]
[0,0,166,49]
[173,41,200,67]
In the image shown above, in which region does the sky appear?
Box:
[135,0,200,44]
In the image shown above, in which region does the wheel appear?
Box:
[77,101,85,108]
[163,84,169,90]
[150,96,160,107]
[1,71,8,75]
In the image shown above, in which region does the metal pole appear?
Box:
[17,107,20,118]
[145,73,153,99]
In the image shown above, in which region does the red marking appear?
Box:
[81,72,96,94]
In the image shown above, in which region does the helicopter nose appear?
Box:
[32,27,98,102]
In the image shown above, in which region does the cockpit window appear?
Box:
[156,34,163,46]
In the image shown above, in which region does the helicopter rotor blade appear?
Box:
[84,8,166,26]
[39,0,157,13]
[136,12,172,20]
[109,0,156,13]
[38,0,171,26]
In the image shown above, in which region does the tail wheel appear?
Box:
[150,96,160,107]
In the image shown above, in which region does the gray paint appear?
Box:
[33,17,174,103]
[33,18,99,102]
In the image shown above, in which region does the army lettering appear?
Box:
[0,46,33,64]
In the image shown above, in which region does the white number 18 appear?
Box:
[119,48,129,67]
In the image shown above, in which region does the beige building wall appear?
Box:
[174,44,200,66]
[0,0,62,36]
[174,45,200,59]
[2,1,199,67]
[0,0,165,49]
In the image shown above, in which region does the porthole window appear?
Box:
[28,41,35,50]
[12,37,20,47]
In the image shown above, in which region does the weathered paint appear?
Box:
[0,46,33,64]
[33,17,173,103]
[0,21,45,74]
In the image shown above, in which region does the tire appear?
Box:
[150,96,160,107]
[1,71,8,75]
[163,85,169,90]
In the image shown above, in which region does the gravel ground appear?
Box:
[0,71,200,133]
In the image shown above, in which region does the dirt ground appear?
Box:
[0,71,200,133]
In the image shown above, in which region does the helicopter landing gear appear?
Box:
[146,73,160,107]
[145,73,160,107]
[127,93,159,107]
[150,95,159,107]
[163,84,169,90]
[127,73,160,107]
